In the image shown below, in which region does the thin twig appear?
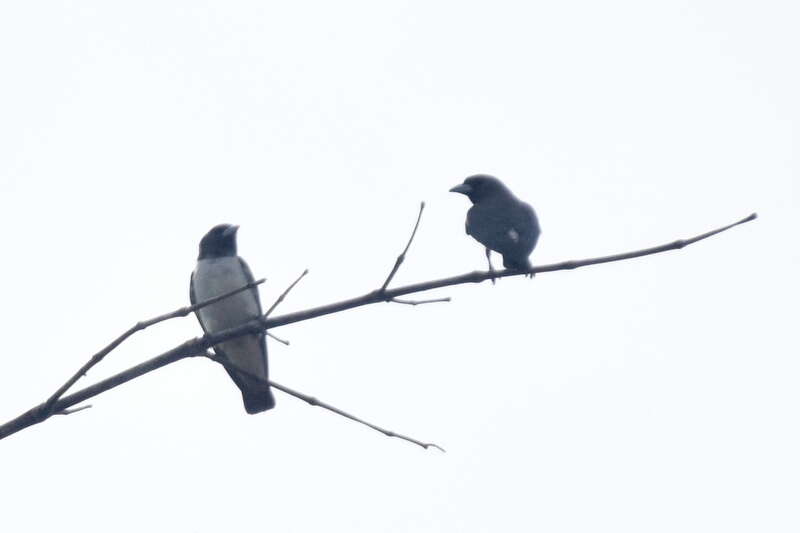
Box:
[40,278,267,417]
[264,270,308,318]
[55,404,92,416]
[266,331,290,346]
[390,297,452,306]
[0,212,757,441]
[380,202,425,291]
[270,380,445,452]
[205,352,443,451]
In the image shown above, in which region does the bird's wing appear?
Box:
[189,271,207,334]
[516,201,541,251]
[467,201,541,255]
[228,258,269,408]
[467,205,520,254]
[190,269,231,360]
[190,270,196,305]
[235,257,267,359]
[237,257,263,312]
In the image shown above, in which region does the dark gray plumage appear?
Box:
[190,224,275,414]
[450,174,541,275]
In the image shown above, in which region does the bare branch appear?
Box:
[0,321,266,440]
[0,212,757,441]
[204,352,443,451]
[380,202,425,291]
[40,278,267,417]
[270,380,445,452]
[55,404,92,416]
[536,212,759,273]
[390,297,452,306]
[264,269,308,318]
[265,213,758,329]
[266,331,290,345]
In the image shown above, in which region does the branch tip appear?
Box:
[264,269,308,318]
[380,202,426,291]
[203,354,442,451]
[56,404,93,416]
[266,331,290,346]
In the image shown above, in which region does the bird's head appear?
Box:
[198,224,239,259]
[449,174,512,204]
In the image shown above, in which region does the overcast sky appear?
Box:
[1,1,797,531]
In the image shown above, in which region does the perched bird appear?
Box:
[190,224,275,413]
[449,174,541,277]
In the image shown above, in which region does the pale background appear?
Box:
[1,2,797,532]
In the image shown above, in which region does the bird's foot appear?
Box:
[485,248,497,284]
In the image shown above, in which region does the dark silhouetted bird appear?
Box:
[190,224,275,413]
[450,174,541,278]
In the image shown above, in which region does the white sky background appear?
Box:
[0,1,797,531]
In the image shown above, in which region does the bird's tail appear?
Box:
[226,367,276,414]
[242,388,276,414]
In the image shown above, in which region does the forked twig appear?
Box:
[266,213,758,329]
[40,278,267,417]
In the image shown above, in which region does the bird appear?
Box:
[449,174,541,279]
[190,224,275,414]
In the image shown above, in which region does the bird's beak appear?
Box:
[223,225,240,237]
[449,183,472,195]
